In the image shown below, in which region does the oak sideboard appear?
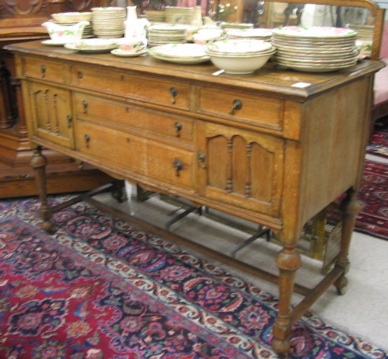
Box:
[6,40,384,356]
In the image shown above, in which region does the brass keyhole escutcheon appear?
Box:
[229,99,243,115]
[169,87,178,104]
[77,71,83,79]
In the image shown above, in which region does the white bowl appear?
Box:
[208,39,272,55]
[51,12,92,23]
[207,51,273,74]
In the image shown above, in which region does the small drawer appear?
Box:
[198,87,284,131]
[71,66,190,110]
[23,57,66,84]
[75,121,147,174]
[74,93,194,143]
[146,142,194,190]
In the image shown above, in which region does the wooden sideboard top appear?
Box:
[6,40,384,100]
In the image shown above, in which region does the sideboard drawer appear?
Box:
[74,93,194,143]
[198,87,284,131]
[24,57,66,84]
[75,121,147,174]
[75,121,194,190]
[70,66,190,110]
[146,142,194,190]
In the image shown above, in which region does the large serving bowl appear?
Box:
[206,51,274,74]
[205,39,275,74]
[51,12,92,23]
[207,39,272,55]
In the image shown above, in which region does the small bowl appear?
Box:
[206,51,274,74]
[51,12,92,23]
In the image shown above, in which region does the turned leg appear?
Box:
[272,243,302,355]
[334,188,362,294]
[30,146,55,233]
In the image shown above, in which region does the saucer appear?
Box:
[111,48,148,57]
[42,39,77,46]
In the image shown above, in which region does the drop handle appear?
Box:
[40,65,46,77]
[84,134,91,148]
[66,115,73,128]
[229,99,243,115]
[174,122,182,137]
[173,159,184,177]
[169,87,178,104]
[82,100,88,113]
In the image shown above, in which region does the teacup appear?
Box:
[116,38,147,53]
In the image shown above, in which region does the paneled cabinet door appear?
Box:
[196,122,284,217]
[28,82,74,149]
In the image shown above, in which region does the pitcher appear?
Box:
[124,6,149,40]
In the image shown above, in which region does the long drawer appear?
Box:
[75,120,195,190]
[70,65,190,110]
[73,93,194,144]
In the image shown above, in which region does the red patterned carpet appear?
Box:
[356,160,388,240]
[0,197,387,359]
[367,131,388,158]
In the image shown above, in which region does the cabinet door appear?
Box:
[197,122,284,216]
[28,82,74,149]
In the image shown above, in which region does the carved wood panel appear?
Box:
[0,0,110,19]
[197,121,284,217]
[0,0,46,17]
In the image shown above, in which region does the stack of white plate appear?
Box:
[347,24,373,56]
[147,24,189,46]
[165,6,194,25]
[91,7,126,38]
[225,28,272,41]
[272,26,359,72]
[205,39,276,74]
[148,43,210,64]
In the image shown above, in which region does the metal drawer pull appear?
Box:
[40,65,46,77]
[169,87,178,104]
[77,71,83,79]
[174,122,182,137]
[229,99,243,115]
[66,115,73,128]
[84,134,91,147]
[82,100,88,113]
[173,159,183,176]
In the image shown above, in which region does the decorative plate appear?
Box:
[111,48,148,57]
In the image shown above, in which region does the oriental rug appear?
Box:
[367,131,388,158]
[355,160,388,240]
[0,196,387,359]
